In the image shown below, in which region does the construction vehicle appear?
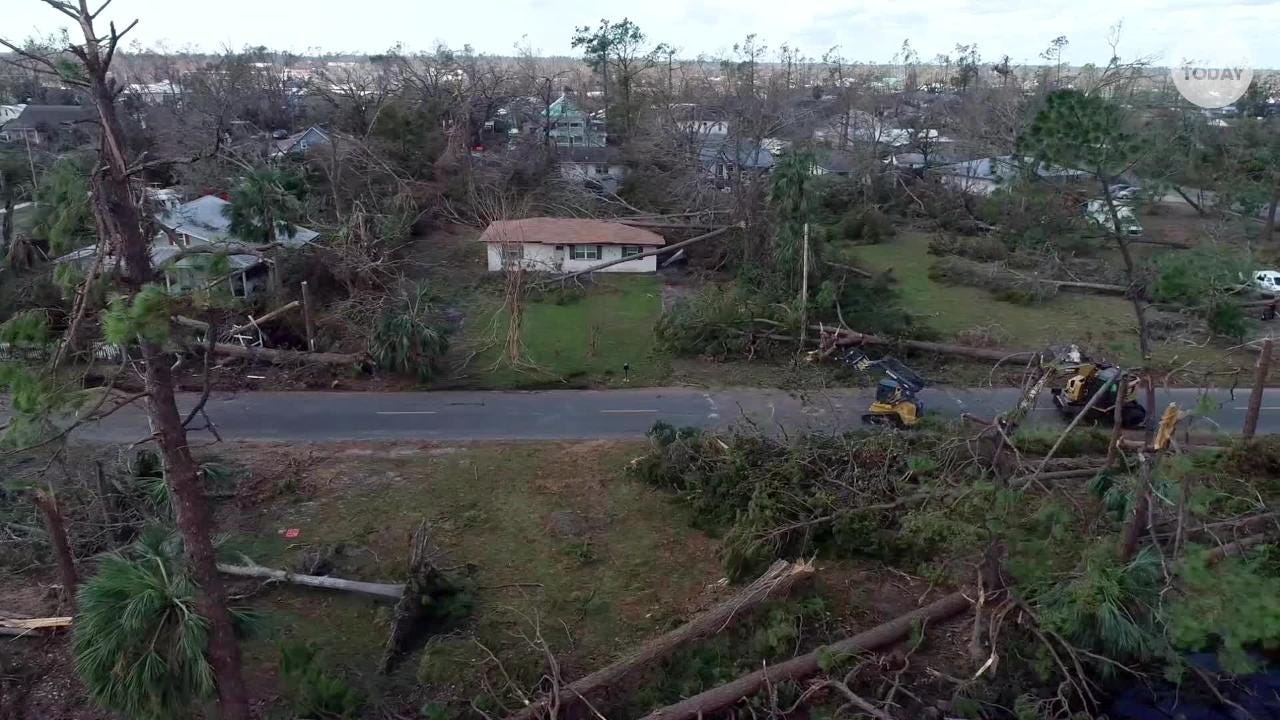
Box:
[1050,361,1147,428]
[829,347,929,428]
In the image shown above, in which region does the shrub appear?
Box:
[1206,300,1249,341]
[928,234,1009,262]
[655,286,753,358]
[73,531,257,720]
[279,642,365,718]
[371,288,451,382]
[837,206,895,244]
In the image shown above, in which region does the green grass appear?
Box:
[226,442,721,710]
[852,231,1143,357]
[851,231,1235,373]
[456,275,670,389]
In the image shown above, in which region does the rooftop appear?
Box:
[477,218,665,247]
[1,104,94,130]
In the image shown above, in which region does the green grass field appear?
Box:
[220,441,720,711]
[851,231,1237,372]
[852,231,1144,357]
[455,275,670,389]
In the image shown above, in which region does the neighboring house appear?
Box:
[477,217,663,274]
[930,155,1090,195]
[56,194,319,298]
[670,104,730,138]
[272,126,330,157]
[546,93,606,148]
[811,149,859,176]
[0,105,94,145]
[698,136,775,180]
[556,146,628,192]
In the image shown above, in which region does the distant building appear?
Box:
[0,105,94,145]
[556,146,628,192]
[930,155,1089,195]
[56,194,319,297]
[545,93,606,148]
[697,136,775,180]
[271,126,330,157]
[477,218,663,273]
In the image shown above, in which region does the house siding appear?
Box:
[484,243,657,273]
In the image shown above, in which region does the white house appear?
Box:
[931,156,1090,196]
[477,218,663,274]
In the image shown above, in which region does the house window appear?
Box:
[594,164,610,174]
[501,244,524,266]
[570,245,601,261]
[621,245,644,259]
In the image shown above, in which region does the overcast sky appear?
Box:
[5,0,1278,67]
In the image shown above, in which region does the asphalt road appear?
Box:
[45,385,1279,443]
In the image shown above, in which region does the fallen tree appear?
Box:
[815,324,1037,364]
[637,591,973,720]
[216,562,403,599]
[208,343,364,367]
[0,616,72,637]
[549,225,738,284]
[509,559,815,720]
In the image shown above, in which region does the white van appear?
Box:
[1253,270,1280,295]
[1085,200,1143,237]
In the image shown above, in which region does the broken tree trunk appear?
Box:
[227,301,300,338]
[509,559,816,720]
[551,225,737,284]
[1244,339,1273,439]
[33,490,77,610]
[1047,280,1128,295]
[637,591,972,720]
[216,562,404,599]
[818,325,1036,364]
[381,522,459,674]
[210,343,363,367]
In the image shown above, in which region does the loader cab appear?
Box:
[876,379,903,404]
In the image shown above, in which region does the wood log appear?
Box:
[509,559,816,720]
[637,591,972,720]
[210,343,364,367]
[217,562,403,599]
[1048,280,1129,295]
[1206,533,1269,561]
[228,301,300,337]
[0,616,72,630]
[816,325,1036,364]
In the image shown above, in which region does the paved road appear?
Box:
[44,385,1279,443]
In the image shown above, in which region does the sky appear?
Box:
[4,0,1280,67]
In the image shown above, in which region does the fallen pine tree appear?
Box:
[637,591,973,720]
[509,559,815,720]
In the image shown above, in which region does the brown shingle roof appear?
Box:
[477,218,665,247]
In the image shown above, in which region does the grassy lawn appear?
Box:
[454,275,670,389]
[215,441,721,712]
[851,230,1233,372]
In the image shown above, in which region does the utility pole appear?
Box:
[301,280,316,352]
[799,222,810,349]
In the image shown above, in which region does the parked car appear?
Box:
[1252,270,1280,295]
[1086,200,1143,236]
[1108,183,1141,201]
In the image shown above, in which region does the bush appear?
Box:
[371,288,451,382]
[928,234,1009,262]
[655,286,753,358]
[1206,300,1250,341]
[837,206,895,245]
[279,642,365,718]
